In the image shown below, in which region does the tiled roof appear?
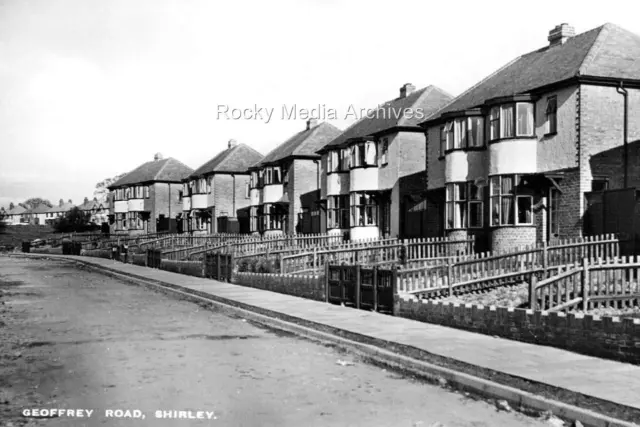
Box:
[190,143,263,178]
[320,85,452,151]
[425,23,640,120]
[109,157,194,189]
[76,200,96,211]
[29,204,51,214]
[258,122,342,165]
[6,205,26,215]
[46,203,75,213]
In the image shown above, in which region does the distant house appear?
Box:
[317,84,452,240]
[107,153,194,235]
[4,205,28,225]
[420,23,640,252]
[27,204,50,226]
[249,120,342,236]
[182,139,263,234]
[44,200,75,225]
[76,197,109,225]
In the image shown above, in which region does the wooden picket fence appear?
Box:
[532,255,640,312]
[281,236,475,274]
[402,234,620,298]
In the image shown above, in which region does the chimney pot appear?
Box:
[548,23,575,47]
[228,139,238,148]
[154,152,163,161]
[400,83,416,98]
[306,119,318,130]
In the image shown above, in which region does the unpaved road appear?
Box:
[0,257,550,427]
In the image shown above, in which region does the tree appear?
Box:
[53,207,99,233]
[23,198,52,209]
[94,173,125,199]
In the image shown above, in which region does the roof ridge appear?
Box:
[293,123,323,156]
[578,24,609,76]
[424,55,522,120]
[152,158,171,181]
[237,142,263,158]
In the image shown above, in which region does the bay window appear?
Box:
[262,204,285,231]
[115,213,126,230]
[264,166,282,185]
[467,117,484,148]
[193,177,208,194]
[546,96,557,134]
[250,171,260,189]
[350,141,377,168]
[445,182,483,229]
[327,195,349,229]
[490,175,533,226]
[442,116,485,152]
[350,192,377,227]
[341,147,350,170]
[193,212,208,231]
[114,189,125,201]
[488,102,535,142]
[127,212,143,230]
[328,150,348,173]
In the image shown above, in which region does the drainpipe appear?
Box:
[617,82,629,188]
[232,174,236,217]
[168,183,172,232]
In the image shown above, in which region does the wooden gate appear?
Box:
[327,265,396,314]
[146,249,162,268]
[585,188,638,255]
[204,252,234,282]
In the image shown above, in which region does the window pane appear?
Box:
[501,196,514,225]
[365,141,377,165]
[490,176,501,196]
[501,175,514,194]
[446,183,454,202]
[455,202,466,228]
[501,105,514,138]
[490,107,500,140]
[516,103,534,136]
[445,121,454,150]
[517,196,533,224]
[456,183,467,200]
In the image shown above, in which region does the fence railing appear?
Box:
[402,234,620,297]
[532,256,640,312]
[282,237,475,274]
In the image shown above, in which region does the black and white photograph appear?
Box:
[1,0,639,426]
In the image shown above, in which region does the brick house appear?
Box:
[76,197,110,226]
[249,120,342,236]
[316,84,452,240]
[181,139,263,235]
[27,204,50,225]
[4,205,27,225]
[44,200,74,225]
[420,23,640,252]
[108,153,193,235]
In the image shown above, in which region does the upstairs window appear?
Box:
[379,138,389,166]
[517,103,534,136]
[264,166,282,185]
[193,177,208,194]
[500,104,515,138]
[546,96,557,134]
[439,126,446,157]
[443,117,485,151]
[144,186,149,198]
[489,107,500,141]
[350,142,377,168]
[245,182,250,198]
[467,117,484,148]
[328,151,347,173]
[490,174,533,226]
[341,148,350,170]
[591,178,609,192]
[250,171,260,189]
[488,102,535,142]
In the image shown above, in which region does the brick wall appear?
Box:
[213,174,251,232]
[233,272,325,301]
[149,183,183,233]
[426,125,445,190]
[395,295,640,364]
[491,226,536,252]
[288,159,320,233]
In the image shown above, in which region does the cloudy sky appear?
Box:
[1,0,638,208]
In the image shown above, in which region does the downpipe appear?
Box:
[616,82,629,188]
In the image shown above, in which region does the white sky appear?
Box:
[1,0,639,208]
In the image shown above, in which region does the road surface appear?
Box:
[0,256,550,427]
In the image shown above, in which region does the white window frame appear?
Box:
[489,174,533,226]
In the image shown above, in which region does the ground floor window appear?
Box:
[490,174,533,226]
[350,192,377,227]
[327,195,349,229]
[261,203,286,231]
[115,213,126,230]
[192,211,209,231]
[249,206,261,233]
[127,212,144,230]
[445,182,483,229]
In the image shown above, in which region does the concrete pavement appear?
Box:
[11,253,640,426]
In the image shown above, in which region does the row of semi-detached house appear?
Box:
[106,22,640,252]
[1,198,109,226]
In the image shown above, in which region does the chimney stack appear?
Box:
[548,23,575,47]
[228,139,238,148]
[154,152,163,161]
[399,83,416,99]
[59,198,64,207]
[306,119,318,130]
[68,199,72,204]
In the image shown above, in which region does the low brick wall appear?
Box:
[233,272,325,302]
[159,260,204,278]
[396,295,640,364]
[81,249,111,259]
[30,247,63,255]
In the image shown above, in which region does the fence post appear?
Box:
[324,262,329,303]
[582,258,589,311]
[447,258,454,297]
[229,252,235,283]
[391,267,398,316]
[542,241,548,278]
[313,247,318,272]
[278,253,284,274]
[373,266,378,313]
[355,264,361,309]
[216,252,221,280]
[529,275,537,311]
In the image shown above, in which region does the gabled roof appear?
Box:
[46,202,75,213]
[424,23,640,122]
[320,85,453,151]
[108,156,194,189]
[29,204,51,214]
[7,205,26,215]
[258,121,342,166]
[76,200,97,211]
[190,143,263,178]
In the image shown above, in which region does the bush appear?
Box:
[236,255,280,274]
